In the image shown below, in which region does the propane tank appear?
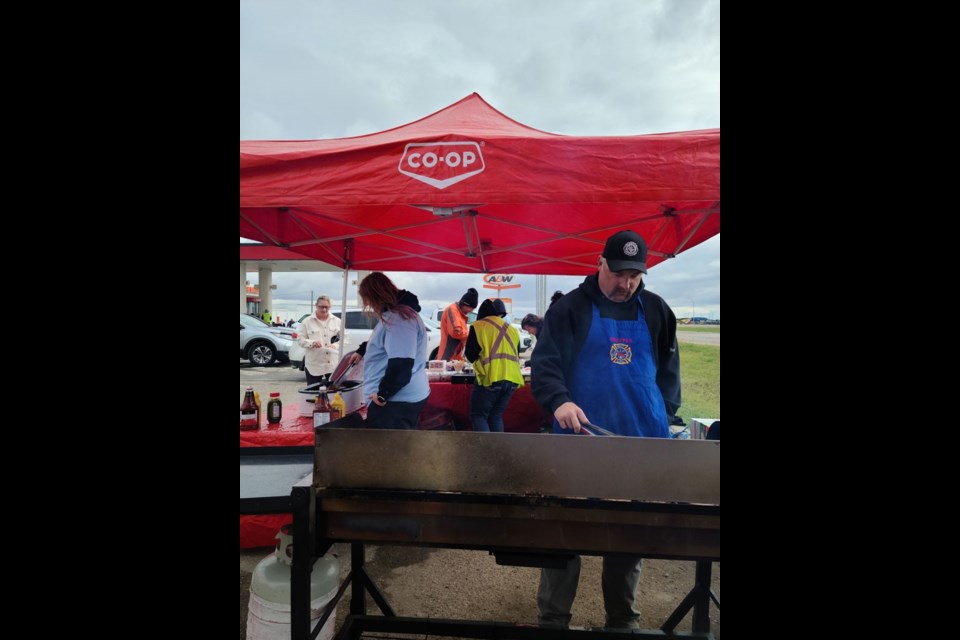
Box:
[246,524,340,640]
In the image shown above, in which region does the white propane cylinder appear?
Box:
[246,525,340,640]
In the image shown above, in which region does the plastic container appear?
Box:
[330,393,345,422]
[669,424,690,439]
[246,525,339,640]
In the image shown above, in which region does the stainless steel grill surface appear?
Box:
[313,429,719,560]
[315,429,719,505]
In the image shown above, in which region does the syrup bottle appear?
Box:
[266,392,282,424]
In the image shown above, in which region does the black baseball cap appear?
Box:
[602,230,648,273]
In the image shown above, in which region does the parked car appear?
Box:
[293,313,311,332]
[290,309,442,371]
[240,314,294,366]
[423,316,443,360]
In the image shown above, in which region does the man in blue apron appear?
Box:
[530,230,681,629]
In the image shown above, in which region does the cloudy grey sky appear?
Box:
[240,0,720,319]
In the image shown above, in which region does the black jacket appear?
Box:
[397,289,421,312]
[530,274,680,420]
[464,299,500,363]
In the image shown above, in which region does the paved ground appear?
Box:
[675,329,720,346]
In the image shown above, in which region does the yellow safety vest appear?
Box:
[472,317,525,388]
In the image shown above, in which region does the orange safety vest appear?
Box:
[439,301,469,360]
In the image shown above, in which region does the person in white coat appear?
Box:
[297,295,346,385]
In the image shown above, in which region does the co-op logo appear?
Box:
[398,141,485,190]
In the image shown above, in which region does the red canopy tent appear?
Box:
[240,93,719,275]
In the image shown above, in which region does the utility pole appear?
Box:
[536,275,547,315]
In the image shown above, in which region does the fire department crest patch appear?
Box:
[610,343,632,365]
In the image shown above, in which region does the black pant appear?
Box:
[365,398,428,429]
[305,370,330,386]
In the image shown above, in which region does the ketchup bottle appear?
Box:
[240,387,258,430]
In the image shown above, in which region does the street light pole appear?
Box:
[691,299,695,323]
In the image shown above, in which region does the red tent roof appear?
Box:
[240,93,719,275]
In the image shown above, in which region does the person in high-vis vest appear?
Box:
[464,298,524,432]
[530,230,680,630]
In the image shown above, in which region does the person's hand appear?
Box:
[554,402,588,433]
[369,393,386,407]
[313,339,323,348]
[346,352,362,366]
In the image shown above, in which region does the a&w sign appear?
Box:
[482,274,520,290]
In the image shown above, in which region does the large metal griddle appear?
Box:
[315,429,719,559]
[315,429,719,504]
[239,446,313,514]
[290,429,720,639]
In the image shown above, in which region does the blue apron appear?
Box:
[558,301,669,438]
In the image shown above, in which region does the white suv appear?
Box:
[240,314,295,366]
[289,309,442,371]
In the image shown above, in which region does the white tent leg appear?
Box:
[339,267,349,363]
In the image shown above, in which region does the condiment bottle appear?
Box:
[330,392,345,421]
[254,391,262,428]
[240,387,258,430]
[313,391,331,428]
[267,392,282,424]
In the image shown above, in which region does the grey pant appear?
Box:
[537,555,643,629]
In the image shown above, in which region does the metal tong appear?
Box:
[579,421,616,436]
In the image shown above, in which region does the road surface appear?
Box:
[676,330,720,346]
